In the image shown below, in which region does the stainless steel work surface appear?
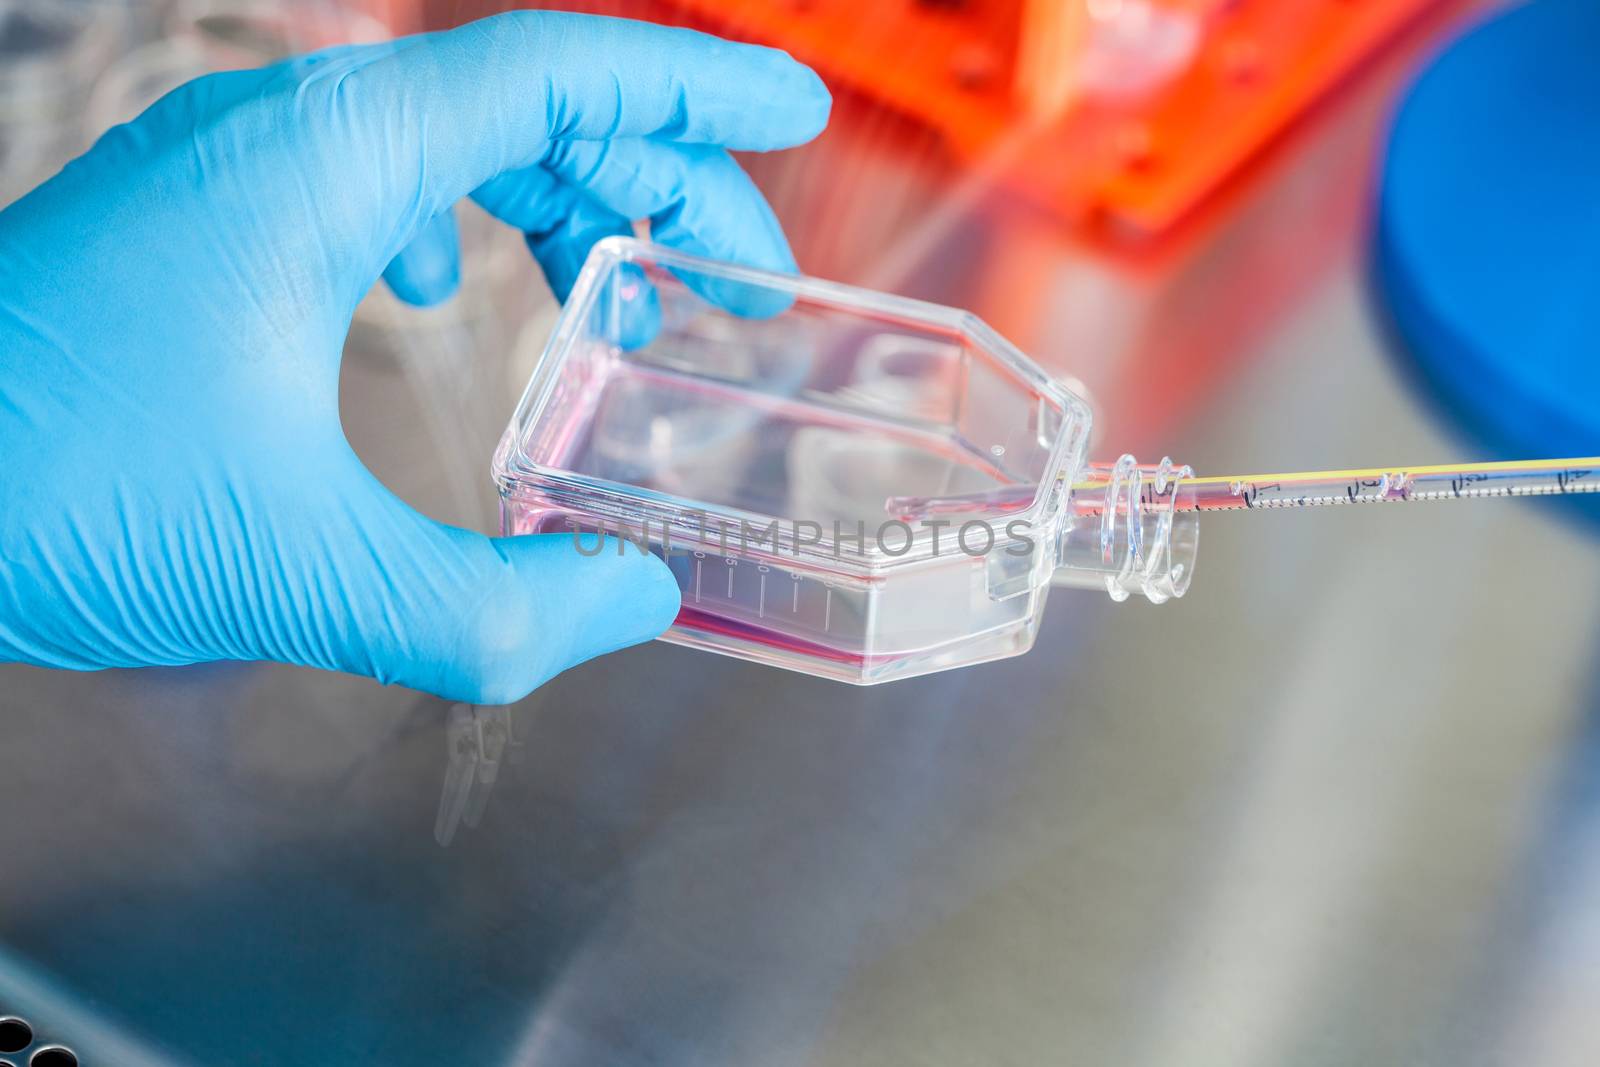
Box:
[5,14,1600,1065]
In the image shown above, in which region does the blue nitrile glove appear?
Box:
[0,13,830,703]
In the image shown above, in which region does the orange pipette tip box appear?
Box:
[663,0,1449,235]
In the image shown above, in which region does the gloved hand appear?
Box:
[0,13,830,703]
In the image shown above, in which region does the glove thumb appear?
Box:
[295,493,680,703]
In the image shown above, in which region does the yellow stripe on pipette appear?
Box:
[1180,456,1600,487]
[1069,457,1600,492]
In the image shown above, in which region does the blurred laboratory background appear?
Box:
[3,0,1600,1064]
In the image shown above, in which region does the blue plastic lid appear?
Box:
[1375,0,1600,459]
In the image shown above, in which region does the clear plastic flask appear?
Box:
[494,239,1195,684]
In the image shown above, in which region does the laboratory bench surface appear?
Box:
[5,19,1600,1067]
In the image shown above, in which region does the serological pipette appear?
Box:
[890,456,1600,518]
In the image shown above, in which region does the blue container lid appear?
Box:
[1375,0,1600,459]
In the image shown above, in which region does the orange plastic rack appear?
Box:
[660,0,1449,236]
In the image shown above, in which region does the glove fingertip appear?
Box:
[539,536,681,670]
[784,61,833,145]
[736,52,832,150]
[383,264,462,307]
[382,209,463,307]
[450,535,680,702]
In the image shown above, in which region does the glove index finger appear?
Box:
[528,14,832,151]
[320,12,828,307]
[352,12,829,191]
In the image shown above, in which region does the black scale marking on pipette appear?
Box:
[1080,468,1600,514]
[1208,477,1600,510]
